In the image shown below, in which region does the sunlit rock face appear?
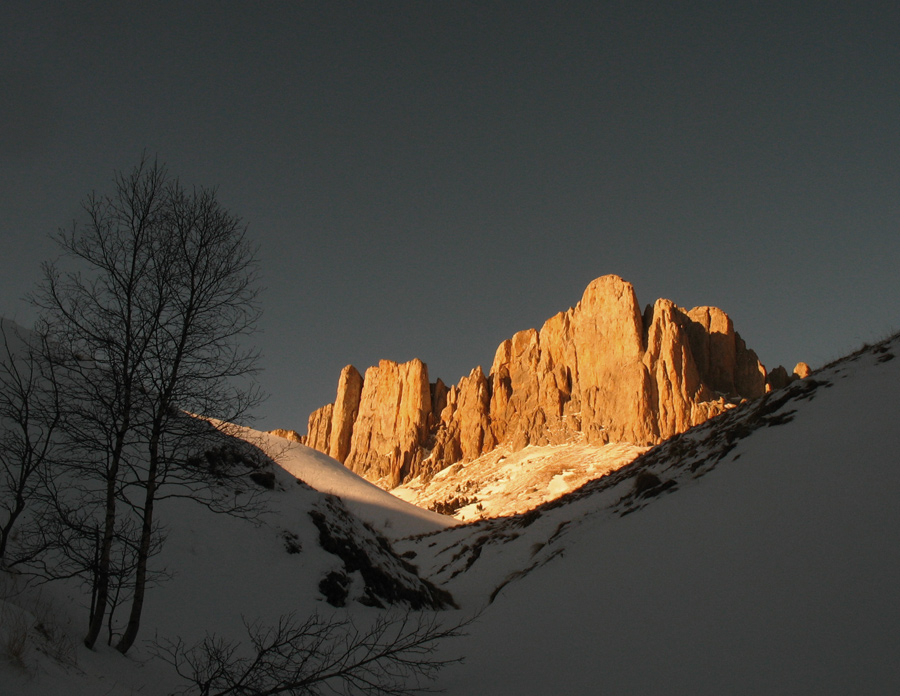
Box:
[298,275,772,487]
[430,366,495,473]
[305,403,333,453]
[267,428,304,443]
[329,365,363,463]
[344,359,432,488]
[793,362,811,379]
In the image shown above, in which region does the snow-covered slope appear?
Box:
[392,441,647,521]
[0,425,457,695]
[411,334,900,694]
[4,331,899,695]
[237,427,455,538]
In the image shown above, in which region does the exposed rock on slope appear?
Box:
[267,428,304,443]
[765,360,813,390]
[392,441,649,521]
[299,275,772,487]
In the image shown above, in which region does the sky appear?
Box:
[2,1,899,431]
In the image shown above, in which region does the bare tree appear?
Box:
[155,610,472,696]
[115,181,262,654]
[31,157,263,652]
[32,156,171,648]
[0,321,62,567]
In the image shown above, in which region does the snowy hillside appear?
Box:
[391,441,647,521]
[0,428,459,695]
[2,332,899,694]
[240,427,454,538]
[410,334,900,694]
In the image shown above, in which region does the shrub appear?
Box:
[281,530,302,555]
[1,607,29,668]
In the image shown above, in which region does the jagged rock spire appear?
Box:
[302,275,769,488]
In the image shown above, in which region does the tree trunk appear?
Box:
[84,424,128,649]
[0,488,26,565]
[115,431,159,653]
[83,468,117,648]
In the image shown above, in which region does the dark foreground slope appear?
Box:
[407,334,900,695]
[3,332,896,695]
[0,426,457,695]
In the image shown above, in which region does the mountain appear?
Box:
[399,332,900,694]
[296,275,807,491]
[3,323,896,695]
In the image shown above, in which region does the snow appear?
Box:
[392,441,647,521]
[0,420,457,694]
[3,333,900,694]
[236,427,455,538]
[427,336,900,694]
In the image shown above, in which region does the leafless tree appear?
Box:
[0,321,62,567]
[31,156,263,652]
[32,156,171,649]
[155,610,472,696]
[115,180,262,653]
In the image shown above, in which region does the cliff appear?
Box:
[300,275,773,487]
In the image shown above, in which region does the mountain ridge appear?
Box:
[293,275,808,489]
[3,324,896,694]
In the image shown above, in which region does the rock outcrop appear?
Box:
[300,275,782,488]
[431,366,495,467]
[343,359,433,488]
[329,365,364,463]
[305,403,333,453]
[267,428,304,443]
[766,360,813,390]
[793,361,812,379]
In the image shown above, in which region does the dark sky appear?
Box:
[2,1,899,431]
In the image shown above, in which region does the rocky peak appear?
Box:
[344,359,432,488]
[766,360,814,391]
[298,275,782,488]
[329,365,364,463]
